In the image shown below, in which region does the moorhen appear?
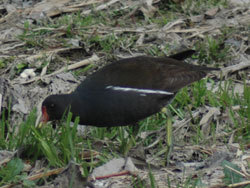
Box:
[41,50,219,127]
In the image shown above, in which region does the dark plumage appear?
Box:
[41,50,219,127]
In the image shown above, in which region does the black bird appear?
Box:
[41,50,219,127]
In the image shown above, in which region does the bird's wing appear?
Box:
[76,56,218,93]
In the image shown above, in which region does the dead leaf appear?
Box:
[200,107,221,126]
[91,158,125,178]
[201,107,221,137]
[205,7,219,19]
[12,98,29,114]
[204,150,232,168]
[29,0,71,19]
[49,162,92,188]
[221,56,250,78]
[140,0,157,18]
[190,15,204,23]
[0,150,15,166]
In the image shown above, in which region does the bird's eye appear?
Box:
[50,103,55,108]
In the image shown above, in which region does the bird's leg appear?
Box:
[123,123,140,155]
[130,123,140,138]
[121,123,140,169]
[165,109,173,166]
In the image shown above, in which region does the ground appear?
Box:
[0,0,249,187]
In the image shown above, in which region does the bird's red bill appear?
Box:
[41,106,49,123]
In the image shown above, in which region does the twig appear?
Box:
[32,26,67,32]
[41,52,54,77]
[0,93,2,116]
[228,180,250,188]
[49,54,99,76]
[144,134,164,150]
[28,167,65,181]
[173,111,200,133]
[221,57,250,77]
[122,5,139,20]
[13,54,100,85]
[224,165,246,178]
[89,170,137,181]
[0,167,65,188]
[136,33,145,46]
[1,42,26,52]
[186,27,217,39]
[67,0,104,8]
[81,0,120,15]
[165,27,214,34]
[162,19,184,31]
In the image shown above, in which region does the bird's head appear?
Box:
[41,94,71,123]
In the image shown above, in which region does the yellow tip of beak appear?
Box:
[37,121,46,128]
[161,107,167,113]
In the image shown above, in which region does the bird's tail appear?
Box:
[168,49,196,61]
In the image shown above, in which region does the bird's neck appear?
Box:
[55,94,74,118]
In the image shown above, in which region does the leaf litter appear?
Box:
[0,0,249,187]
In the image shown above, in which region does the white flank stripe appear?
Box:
[106,86,174,95]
